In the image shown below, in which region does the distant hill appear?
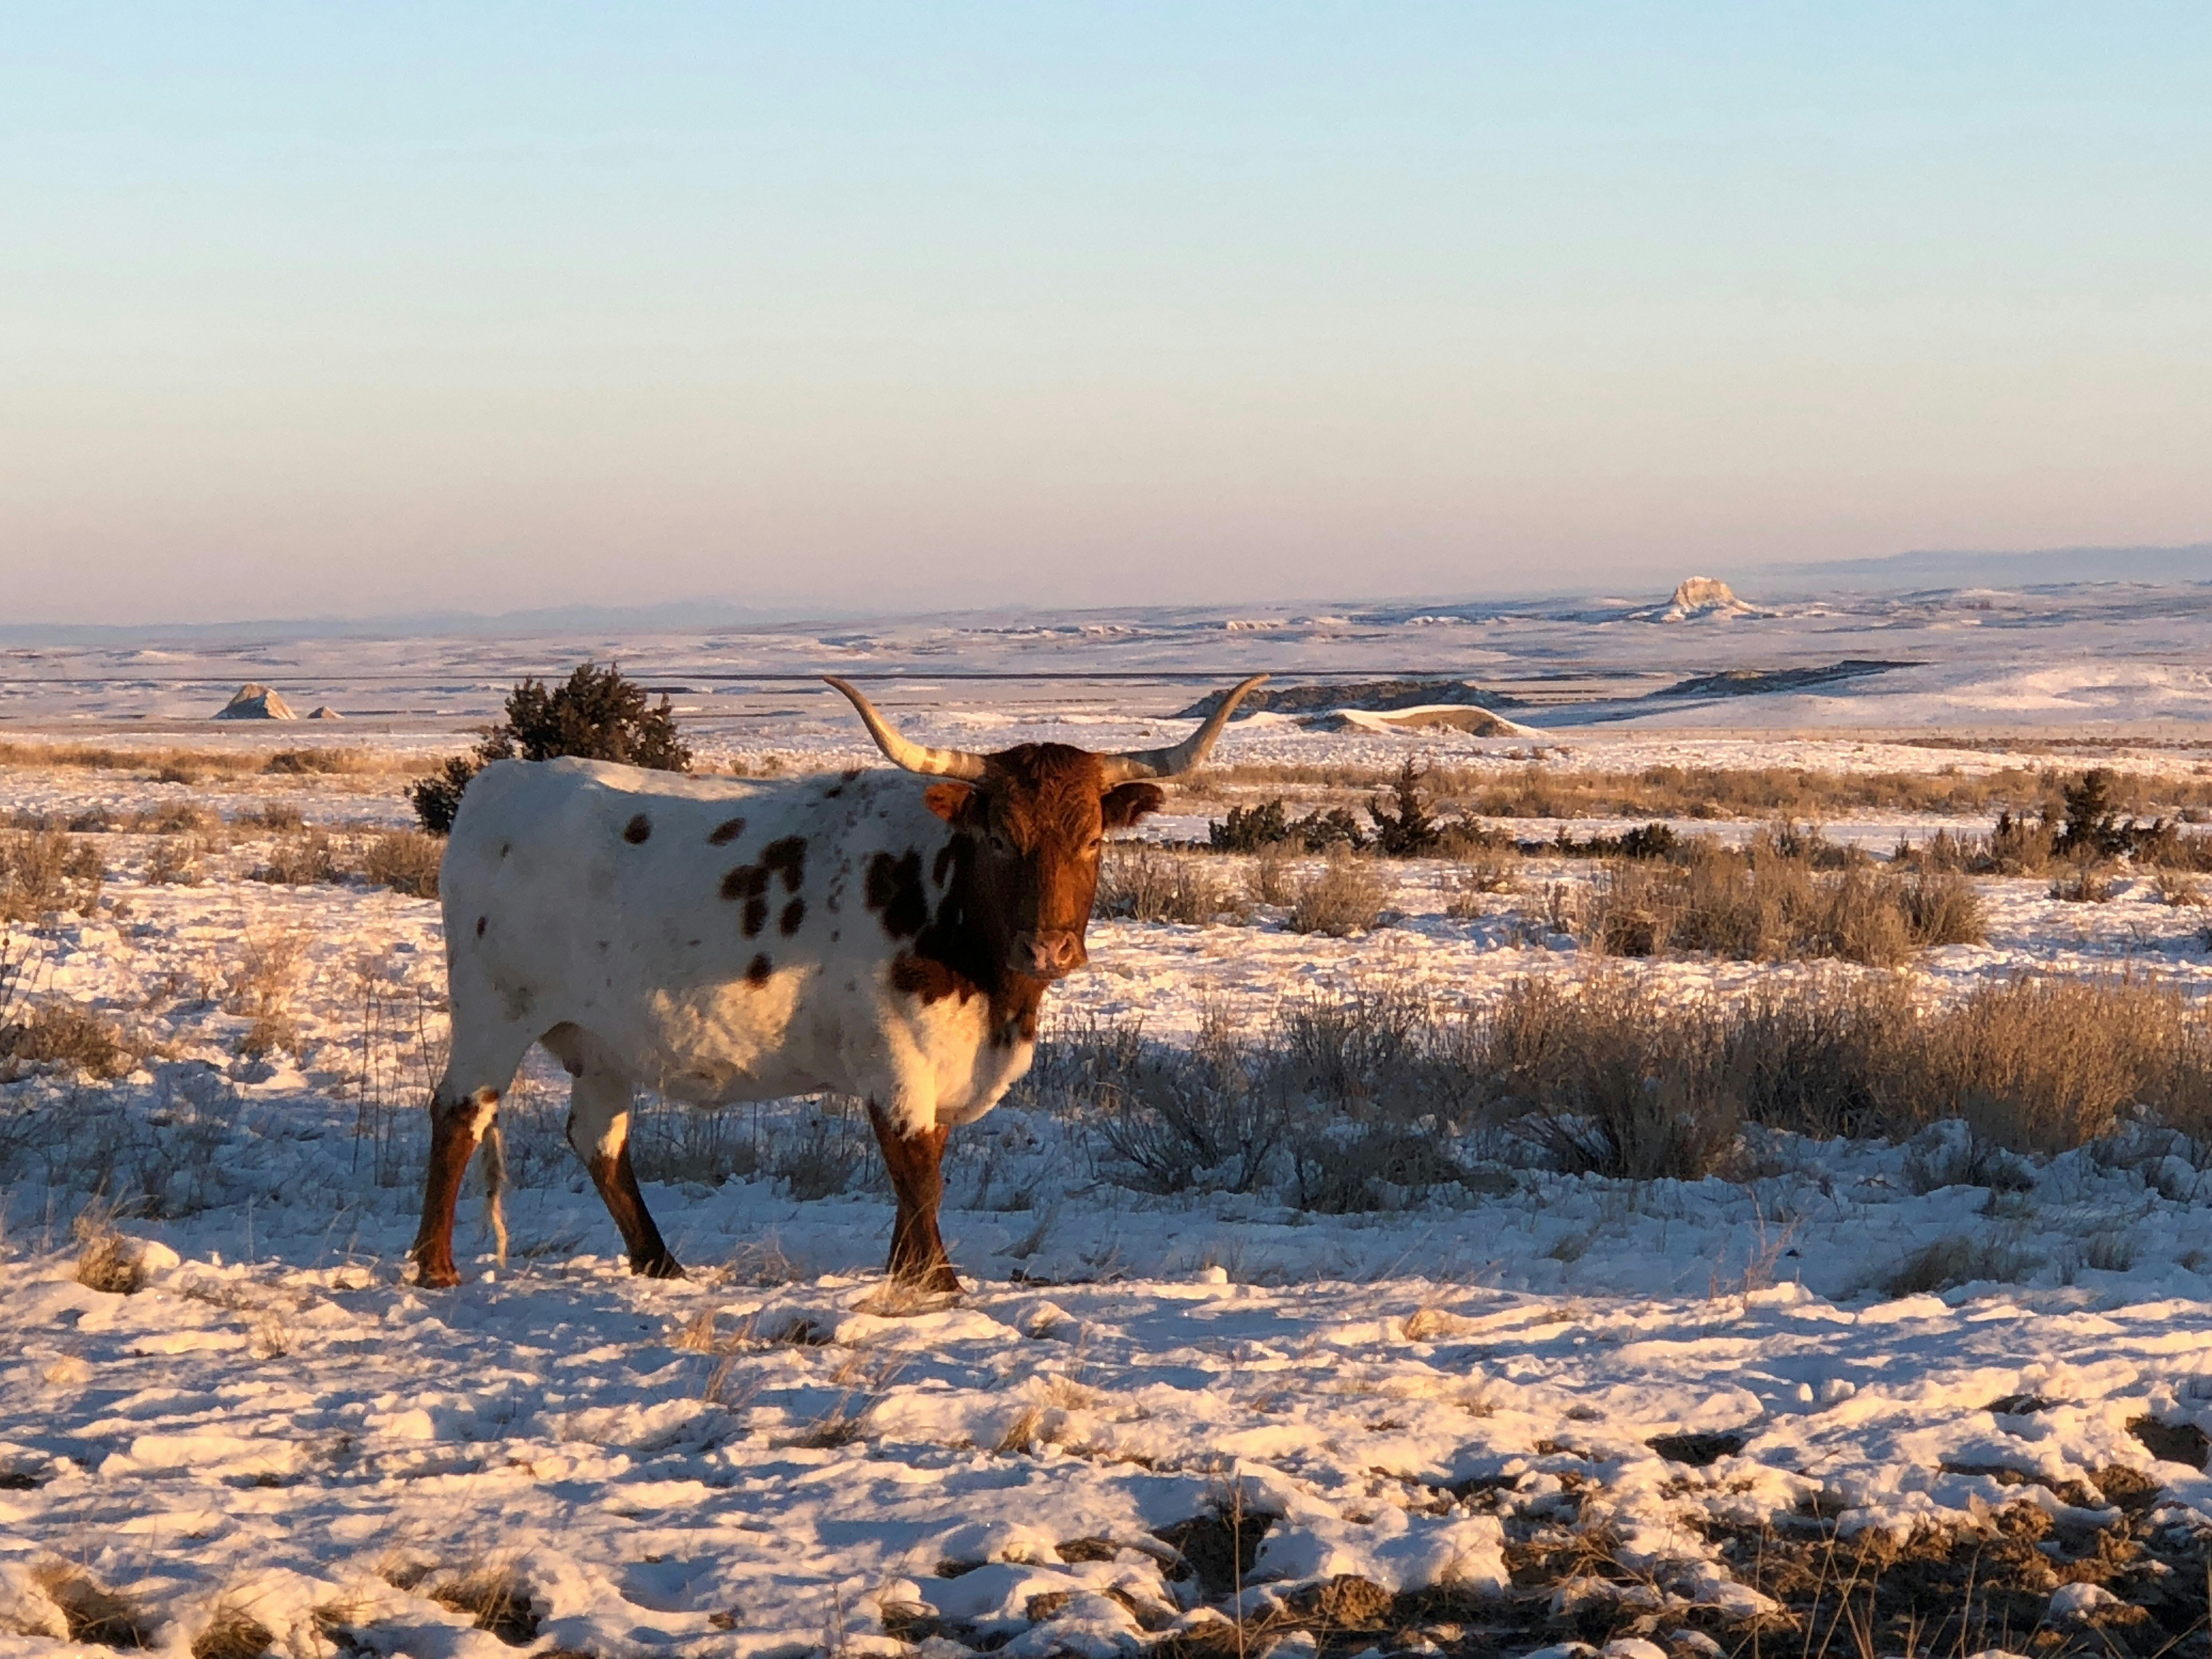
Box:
[1757,543,2212,593]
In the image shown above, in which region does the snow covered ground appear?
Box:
[10,588,2212,1654]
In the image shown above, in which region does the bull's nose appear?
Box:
[1013,929,1086,978]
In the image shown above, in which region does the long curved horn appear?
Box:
[1098,675,1268,783]
[823,678,989,781]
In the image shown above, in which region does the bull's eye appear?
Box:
[1086,837,1104,856]
[988,830,1013,856]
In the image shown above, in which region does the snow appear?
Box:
[10,580,2212,1650]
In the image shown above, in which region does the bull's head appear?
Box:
[826,675,1267,981]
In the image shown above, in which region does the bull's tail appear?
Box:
[482,1115,509,1268]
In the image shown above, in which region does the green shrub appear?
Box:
[409,661,691,835]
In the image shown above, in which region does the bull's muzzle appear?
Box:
[1012,929,1087,979]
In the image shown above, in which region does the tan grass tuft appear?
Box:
[1286,849,1393,936]
[190,1601,274,1659]
[74,1213,148,1296]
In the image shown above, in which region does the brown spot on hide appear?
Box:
[623,813,652,844]
[475,916,487,937]
[708,816,746,846]
[761,836,807,893]
[746,953,772,986]
[891,951,978,1006]
[866,849,928,938]
[743,897,769,936]
[780,898,806,935]
[721,865,768,902]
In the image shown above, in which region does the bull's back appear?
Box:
[441,758,937,1099]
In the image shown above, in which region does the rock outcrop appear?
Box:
[213,684,298,720]
[1660,577,1753,620]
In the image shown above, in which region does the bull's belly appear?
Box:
[553,975,1034,1124]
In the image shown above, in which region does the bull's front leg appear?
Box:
[865,1099,959,1294]
[412,1086,500,1288]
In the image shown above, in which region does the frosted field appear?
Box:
[11,586,2212,1655]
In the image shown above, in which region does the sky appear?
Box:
[3,4,2208,625]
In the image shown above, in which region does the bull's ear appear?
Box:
[1100,781,1167,829]
[923,782,978,823]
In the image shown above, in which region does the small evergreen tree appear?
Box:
[408,662,692,836]
[1367,758,1442,856]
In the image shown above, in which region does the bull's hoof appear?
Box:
[413,1253,462,1289]
[631,1253,686,1280]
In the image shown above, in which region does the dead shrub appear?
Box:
[0,830,105,922]
[1483,971,2212,1161]
[1444,851,1519,916]
[2155,868,2206,907]
[772,1108,862,1200]
[1097,845,1249,925]
[236,802,306,831]
[1907,976,2212,1152]
[223,929,307,1057]
[249,827,343,885]
[1291,1126,1465,1212]
[361,830,442,898]
[1286,849,1392,936]
[1245,843,1296,906]
[1090,1005,1298,1194]
[1,1000,133,1079]
[2049,857,2115,904]
[143,837,205,886]
[1901,869,1985,945]
[1497,979,1742,1180]
[137,801,219,836]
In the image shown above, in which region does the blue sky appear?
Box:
[3,4,2207,623]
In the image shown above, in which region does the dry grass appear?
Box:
[2050,859,2117,903]
[190,1601,274,1659]
[1096,845,1249,924]
[1244,843,1296,906]
[2154,868,2206,907]
[1443,851,1519,916]
[1209,757,2212,822]
[223,929,308,1057]
[1,1000,134,1079]
[1286,850,1393,936]
[1041,969,2212,1196]
[1581,830,1983,964]
[262,748,369,775]
[73,1212,148,1294]
[422,1564,538,1645]
[247,826,343,885]
[0,830,105,922]
[144,836,207,885]
[360,830,442,898]
[0,740,397,777]
[1879,1232,2039,1296]
[29,1562,157,1648]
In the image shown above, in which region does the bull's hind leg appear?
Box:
[542,1023,682,1279]
[866,1101,959,1294]
[411,1023,533,1288]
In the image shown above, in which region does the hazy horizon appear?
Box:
[5,5,2208,625]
